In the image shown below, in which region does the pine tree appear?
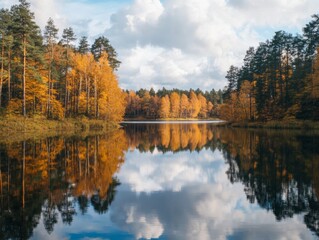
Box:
[0,9,12,107]
[61,27,76,116]
[225,65,239,99]
[11,0,43,116]
[91,36,121,71]
[78,36,89,54]
[44,18,59,118]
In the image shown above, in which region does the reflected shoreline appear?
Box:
[122,120,226,124]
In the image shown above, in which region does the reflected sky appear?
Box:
[110,147,314,240]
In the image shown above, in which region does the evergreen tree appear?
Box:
[44,18,59,118]
[10,0,43,116]
[61,27,76,116]
[91,36,121,71]
[0,9,12,107]
[225,65,239,99]
[78,36,89,54]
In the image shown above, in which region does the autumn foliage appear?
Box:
[0,1,125,123]
[125,89,215,119]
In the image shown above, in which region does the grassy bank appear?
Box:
[230,120,319,129]
[0,115,120,143]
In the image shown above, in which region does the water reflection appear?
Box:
[0,130,127,239]
[124,123,219,152]
[0,123,318,239]
[121,124,319,239]
[220,129,319,235]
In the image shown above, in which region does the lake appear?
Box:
[0,122,318,239]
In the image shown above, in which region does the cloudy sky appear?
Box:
[1,0,319,90]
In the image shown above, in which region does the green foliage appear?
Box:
[91,36,121,71]
[221,14,319,122]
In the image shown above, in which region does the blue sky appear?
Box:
[1,0,319,90]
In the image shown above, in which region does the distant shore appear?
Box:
[124,117,319,129]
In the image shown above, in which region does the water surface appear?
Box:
[0,122,318,239]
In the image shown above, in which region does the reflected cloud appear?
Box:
[118,149,224,193]
[111,183,313,240]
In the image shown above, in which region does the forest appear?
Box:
[0,0,125,122]
[124,88,223,119]
[220,15,319,122]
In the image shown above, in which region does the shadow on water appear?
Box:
[0,122,318,239]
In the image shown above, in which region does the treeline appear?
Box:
[0,0,125,121]
[124,88,224,119]
[221,14,319,121]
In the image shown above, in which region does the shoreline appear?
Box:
[124,117,319,129]
[1,115,318,143]
[0,115,120,143]
[229,120,319,130]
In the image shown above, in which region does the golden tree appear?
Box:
[170,92,180,118]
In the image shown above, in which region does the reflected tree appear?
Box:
[0,129,127,239]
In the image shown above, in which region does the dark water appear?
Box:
[0,122,319,240]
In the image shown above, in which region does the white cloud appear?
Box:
[2,0,319,90]
[107,0,319,90]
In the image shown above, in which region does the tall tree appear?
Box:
[61,27,76,116]
[159,95,170,118]
[170,92,180,118]
[225,65,239,99]
[44,18,59,118]
[78,36,89,54]
[0,9,12,107]
[180,93,189,118]
[11,0,43,116]
[91,36,121,71]
[189,91,201,118]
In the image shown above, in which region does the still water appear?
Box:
[0,122,318,239]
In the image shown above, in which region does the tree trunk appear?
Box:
[86,76,90,116]
[8,49,11,101]
[65,47,69,118]
[47,46,52,118]
[0,37,4,108]
[94,76,97,118]
[77,74,82,114]
[22,141,26,209]
[0,152,3,207]
[22,36,27,117]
